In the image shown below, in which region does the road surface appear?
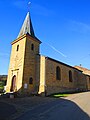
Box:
[14,92,90,120]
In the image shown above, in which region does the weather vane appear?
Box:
[28,1,31,12]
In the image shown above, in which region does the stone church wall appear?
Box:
[45,57,87,95]
[6,35,26,93]
[6,11,90,97]
[21,35,41,95]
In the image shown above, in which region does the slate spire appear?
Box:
[17,12,35,38]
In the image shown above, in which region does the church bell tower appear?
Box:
[6,12,41,95]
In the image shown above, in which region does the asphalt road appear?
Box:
[14,92,90,120]
[0,102,17,120]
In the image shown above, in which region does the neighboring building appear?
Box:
[74,66,90,91]
[6,12,90,96]
[75,66,90,75]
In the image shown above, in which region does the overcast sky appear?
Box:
[0,0,90,74]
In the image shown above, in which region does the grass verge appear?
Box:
[49,93,71,98]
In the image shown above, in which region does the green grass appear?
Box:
[50,93,71,98]
[0,86,4,89]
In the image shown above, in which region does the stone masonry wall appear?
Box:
[45,58,87,95]
[22,35,40,95]
[6,35,26,93]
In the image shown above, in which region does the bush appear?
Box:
[0,81,4,93]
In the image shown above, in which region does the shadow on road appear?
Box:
[0,96,90,120]
[43,98,90,120]
[0,102,17,120]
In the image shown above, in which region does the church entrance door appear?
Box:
[10,75,16,92]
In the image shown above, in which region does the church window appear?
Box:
[56,66,61,80]
[16,45,19,51]
[69,70,73,82]
[31,44,34,51]
[29,77,33,84]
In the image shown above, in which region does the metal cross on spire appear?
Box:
[28,1,31,12]
[17,1,35,38]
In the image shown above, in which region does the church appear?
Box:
[6,12,90,96]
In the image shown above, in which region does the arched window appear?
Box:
[69,70,73,82]
[29,77,33,84]
[56,66,61,80]
[31,44,34,51]
[16,45,19,51]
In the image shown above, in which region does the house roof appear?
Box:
[75,66,90,76]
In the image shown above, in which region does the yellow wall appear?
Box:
[22,35,40,94]
[6,34,41,95]
[6,35,26,92]
[38,55,46,95]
